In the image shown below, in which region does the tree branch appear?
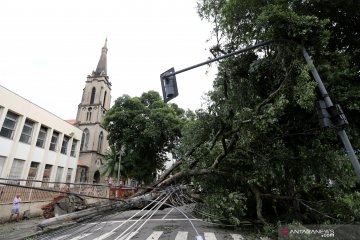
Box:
[210,133,238,169]
[133,141,205,197]
[299,201,339,222]
[158,168,227,187]
[209,128,224,150]
[255,79,287,114]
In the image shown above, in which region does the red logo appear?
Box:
[279,227,289,237]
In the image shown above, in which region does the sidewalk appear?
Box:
[0,217,44,240]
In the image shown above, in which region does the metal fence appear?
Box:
[0,178,110,204]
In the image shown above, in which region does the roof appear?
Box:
[94,38,108,76]
[65,119,77,125]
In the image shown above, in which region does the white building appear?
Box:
[0,85,82,184]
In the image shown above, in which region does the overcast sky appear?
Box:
[0,0,217,120]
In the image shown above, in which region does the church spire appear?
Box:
[95,38,108,76]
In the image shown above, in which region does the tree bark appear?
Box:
[249,183,267,224]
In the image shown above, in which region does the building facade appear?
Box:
[0,85,82,185]
[75,39,111,184]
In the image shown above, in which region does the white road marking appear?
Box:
[231,234,245,240]
[94,227,105,231]
[69,233,93,240]
[50,235,71,240]
[175,231,188,240]
[204,232,217,240]
[93,232,115,240]
[162,208,175,219]
[115,231,138,240]
[146,231,163,240]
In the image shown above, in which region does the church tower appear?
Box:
[75,39,111,183]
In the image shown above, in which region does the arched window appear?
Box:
[86,107,92,121]
[93,170,100,183]
[80,128,90,151]
[98,131,103,153]
[103,91,107,108]
[90,87,96,104]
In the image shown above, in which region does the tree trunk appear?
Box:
[249,183,266,224]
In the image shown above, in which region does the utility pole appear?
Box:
[117,146,125,186]
[117,151,122,186]
[160,41,360,182]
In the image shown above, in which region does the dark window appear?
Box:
[20,119,35,144]
[36,126,48,148]
[28,162,39,180]
[103,91,107,107]
[61,136,69,154]
[49,131,59,151]
[98,132,103,153]
[0,111,19,139]
[90,87,96,104]
[42,164,52,184]
[70,140,77,157]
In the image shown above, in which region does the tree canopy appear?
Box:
[103,90,185,184]
[158,0,360,229]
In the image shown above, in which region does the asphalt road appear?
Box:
[36,205,268,240]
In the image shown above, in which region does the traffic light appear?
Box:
[316,100,333,128]
[160,67,178,103]
[316,100,348,128]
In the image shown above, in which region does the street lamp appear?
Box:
[117,145,125,186]
[160,40,360,182]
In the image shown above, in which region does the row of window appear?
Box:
[0,110,79,157]
[0,157,73,183]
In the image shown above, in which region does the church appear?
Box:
[72,39,111,184]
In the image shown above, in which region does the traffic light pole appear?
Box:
[303,48,360,182]
[165,40,274,78]
[161,41,360,182]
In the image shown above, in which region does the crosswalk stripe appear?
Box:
[175,231,188,240]
[93,232,115,240]
[146,231,163,240]
[231,234,245,240]
[204,232,217,240]
[70,233,92,240]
